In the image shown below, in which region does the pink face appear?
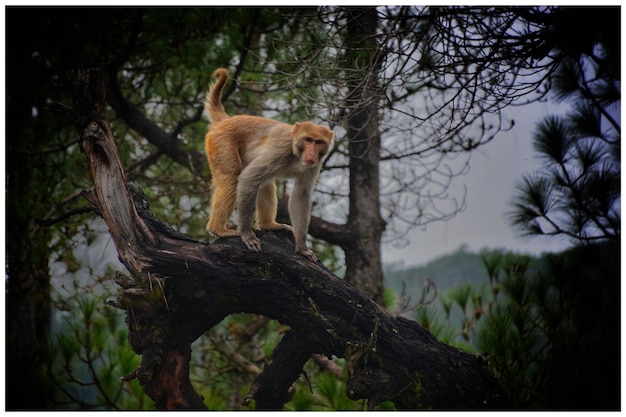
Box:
[292,121,333,166]
[301,136,329,166]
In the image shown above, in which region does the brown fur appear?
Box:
[204,68,334,261]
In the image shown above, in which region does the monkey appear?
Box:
[203,68,334,262]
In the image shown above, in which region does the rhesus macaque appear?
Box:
[204,68,334,262]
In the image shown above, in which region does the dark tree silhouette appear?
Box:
[508,6,620,244]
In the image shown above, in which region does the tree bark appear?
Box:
[6,35,52,409]
[342,7,386,305]
[71,68,508,410]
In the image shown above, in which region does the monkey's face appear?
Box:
[292,122,334,167]
[298,136,329,166]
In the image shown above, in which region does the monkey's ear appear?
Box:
[292,123,301,136]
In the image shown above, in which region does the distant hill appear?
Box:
[384,247,490,300]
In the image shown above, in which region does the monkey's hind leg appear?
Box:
[256,181,293,233]
[207,178,240,238]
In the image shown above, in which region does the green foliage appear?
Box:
[407,242,620,409]
[478,243,620,409]
[48,283,375,411]
[484,21,620,407]
[49,290,151,410]
[187,313,363,411]
[188,314,280,410]
[508,10,620,244]
[286,366,361,411]
[383,286,399,309]
[510,112,620,243]
[414,304,457,346]
[414,280,487,351]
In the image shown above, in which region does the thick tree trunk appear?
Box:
[6,41,52,409]
[70,68,509,410]
[342,7,386,305]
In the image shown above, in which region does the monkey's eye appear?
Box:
[315,140,326,146]
[303,137,314,143]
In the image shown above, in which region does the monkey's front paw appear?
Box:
[241,231,262,252]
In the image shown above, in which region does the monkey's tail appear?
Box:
[204,68,229,124]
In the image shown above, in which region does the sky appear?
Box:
[381,99,573,268]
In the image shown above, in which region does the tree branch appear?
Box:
[277,201,353,247]
[104,68,206,174]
